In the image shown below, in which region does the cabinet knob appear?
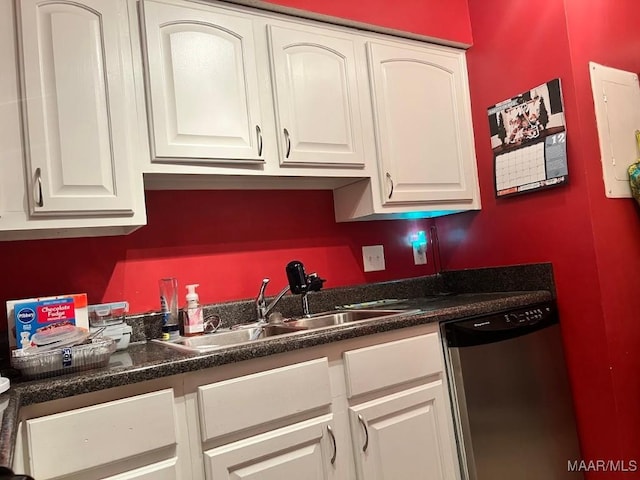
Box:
[34,167,44,207]
[386,172,394,199]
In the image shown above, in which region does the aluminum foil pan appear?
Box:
[11,337,116,380]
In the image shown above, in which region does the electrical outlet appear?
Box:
[362,245,385,272]
[409,231,428,265]
[413,242,427,265]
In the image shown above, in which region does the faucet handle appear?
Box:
[255,278,271,322]
[258,278,270,297]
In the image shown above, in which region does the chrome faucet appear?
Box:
[255,262,326,322]
[255,278,290,323]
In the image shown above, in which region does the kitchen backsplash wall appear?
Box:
[0,189,436,332]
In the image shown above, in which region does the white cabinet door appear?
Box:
[25,389,178,480]
[142,0,264,163]
[101,459,179,480]
[367,41,477,205]
[268,24,366,167]
[204,415,341,480]
[16,0,137,215]
[349,381,459,480]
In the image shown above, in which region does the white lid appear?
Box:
[185,284,200,302]
[31,325,87,346]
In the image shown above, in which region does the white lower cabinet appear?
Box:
[14,385,189,480]
[343,332,460,480]
[187,325,460,480]
[100,459,179,480]
[13,326,460,480]
[349,382,458,480]
[191,357,341,479]
[204,414,338,480]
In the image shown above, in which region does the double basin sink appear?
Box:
[160,308,416,353]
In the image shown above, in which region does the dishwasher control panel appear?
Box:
[503,305,553,325]
[443,301,558,348]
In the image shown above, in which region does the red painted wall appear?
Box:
[0,190,434,320]
[563,0,640,467]
[436,0,640,474]
[262,0,473,45]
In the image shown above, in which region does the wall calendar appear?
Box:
[487,78,568,197]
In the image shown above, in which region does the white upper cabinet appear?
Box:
[367,41,478,205]
[138,0,480,221]
[16,0,139,216]
[267,24,366,168]
[141,0,264,164]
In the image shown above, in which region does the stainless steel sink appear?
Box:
[155,324,304,353]
[282,308,414,330]
[154,308,416,353]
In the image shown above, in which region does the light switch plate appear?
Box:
[362,245,385,272]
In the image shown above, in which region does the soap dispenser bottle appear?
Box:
[183,284,204,336]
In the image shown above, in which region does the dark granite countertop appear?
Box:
[0,288,552,469]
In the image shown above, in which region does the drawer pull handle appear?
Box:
[386,172,394,199]
[284,128,291,158]
[358,414,369,452]
[327,424,337,464]
[34,167,43,207]
[256,125,263,156]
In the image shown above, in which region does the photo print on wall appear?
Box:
[487,78,568,197]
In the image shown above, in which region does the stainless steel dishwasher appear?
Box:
[441,301,583,479]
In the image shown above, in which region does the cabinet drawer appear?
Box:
[198,358,331,442]
[344,333,443,398]
[26,389,177,479]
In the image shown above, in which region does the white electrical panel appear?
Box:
[590,61,640,198]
